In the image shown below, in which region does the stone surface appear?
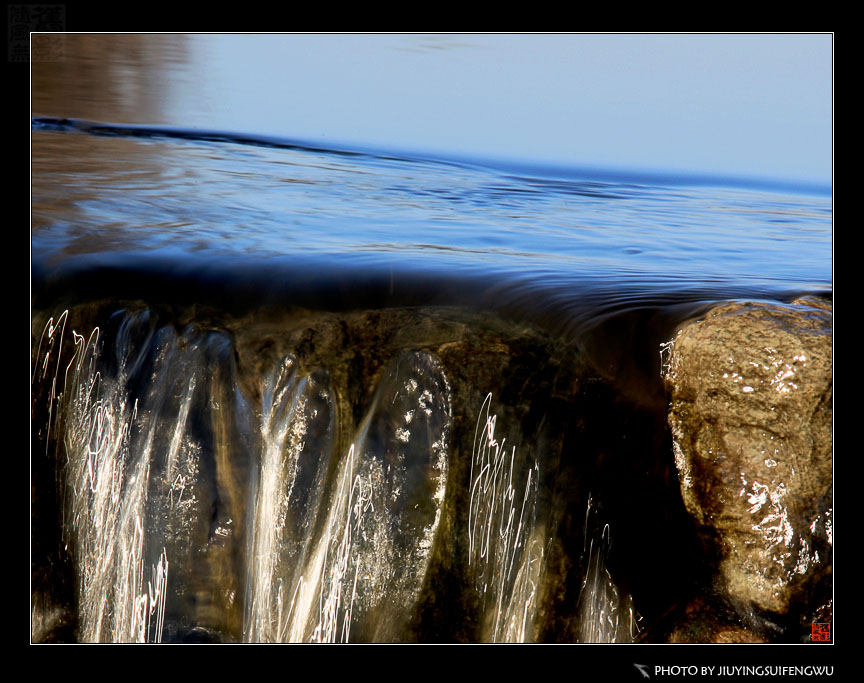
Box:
[663,296,832,616]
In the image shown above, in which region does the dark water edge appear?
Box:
[31,253,830,406]
[30,253,831,644]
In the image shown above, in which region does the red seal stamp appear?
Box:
[812,622,831,642]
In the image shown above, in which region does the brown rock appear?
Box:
[663,296,832,615]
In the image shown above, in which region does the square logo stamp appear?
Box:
[811,622,831,642]
[7,5,66,62]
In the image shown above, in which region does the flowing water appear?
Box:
[30,35,832,644]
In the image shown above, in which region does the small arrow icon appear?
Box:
[634,664,651,679]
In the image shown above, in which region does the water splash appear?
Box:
[468,393,545,643]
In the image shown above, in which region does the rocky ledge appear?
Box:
[662,296,832,639]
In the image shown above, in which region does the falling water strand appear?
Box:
[468,393,545,643]
[281,443,373,643]
[40,313,170,643]
[243,359,369,643]
[241,357,369,643]
[245,357,304,643]
[32,310,69,459]
[312,444,373,643]
[576,494,642,643]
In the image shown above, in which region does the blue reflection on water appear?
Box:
[32,119,831,309]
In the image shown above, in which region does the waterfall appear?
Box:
[31,305,645,643]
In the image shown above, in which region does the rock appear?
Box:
[663,296,832,617]
[637,595,769,644]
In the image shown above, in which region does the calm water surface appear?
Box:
[31,118,832,322]
[31,34,832,325]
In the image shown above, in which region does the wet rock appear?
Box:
[663,296,832,618]
[638,595,768,644]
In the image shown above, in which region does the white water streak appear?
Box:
[576,495,641,643]
[40,313,170,643]
[280,444,373,643]
[245,359,301,642]
[310,444,373,643]
[247,424,373,643]
[246,351,449,643]
[468,393,545,643]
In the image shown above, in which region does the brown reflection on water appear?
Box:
[31,130,202,264]
[31,34,190,123]
[32,35,195,263]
